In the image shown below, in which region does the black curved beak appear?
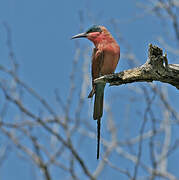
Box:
[71,32,87,39]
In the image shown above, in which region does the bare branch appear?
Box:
[95,44,179,90]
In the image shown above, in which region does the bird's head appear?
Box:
[72,25,111,46]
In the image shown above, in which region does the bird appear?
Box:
[72,25,120,159]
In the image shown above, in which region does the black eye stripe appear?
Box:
[86,25,102,34]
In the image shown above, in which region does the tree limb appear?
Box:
[95,44,179,89]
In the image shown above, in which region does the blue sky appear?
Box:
[0,0,179,180]
[0,0,162,100]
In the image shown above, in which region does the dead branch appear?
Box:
[95,44,179,89]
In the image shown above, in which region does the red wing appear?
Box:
[92,48,104,82]
[88,48,104,98]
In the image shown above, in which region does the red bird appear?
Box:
[72,25,120,159]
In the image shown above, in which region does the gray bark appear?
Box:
[95,44,179,89]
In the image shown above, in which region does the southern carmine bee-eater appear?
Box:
[72,25,120,159]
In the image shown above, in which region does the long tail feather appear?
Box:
[93,83,105,159]
[93,83,105,120]
[97,118,101,159]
